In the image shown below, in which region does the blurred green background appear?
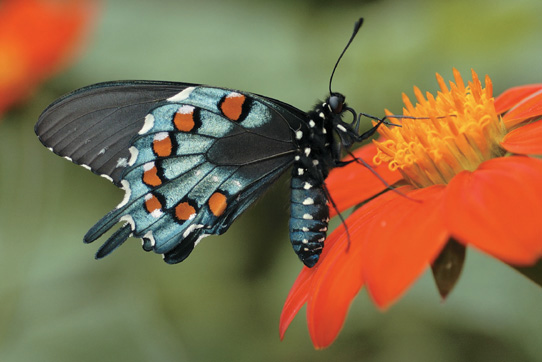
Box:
[2,0,542,361]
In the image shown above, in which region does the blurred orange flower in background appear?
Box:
[0,0,96,117]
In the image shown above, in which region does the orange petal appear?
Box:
[361,185,449,309]
[326,143,403,217]
[444,156,542,265]
[306,232,354,348]
[306,224,363,348]
[501,89,542,129]
[501,120,542,155]
[494,84,542,114]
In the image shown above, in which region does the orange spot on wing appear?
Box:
[175,202,196,221]
[153,133,172,157]
[144,194,162,214]
[208,192,227,217]
[220,93,245,121]
[174,107,195,132]
[143,164,162,187]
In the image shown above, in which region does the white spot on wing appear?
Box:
[337,124,347,133]
[98,148,107,155]
[143,231,156,247]
[128,146,138,166]
[120,214,135,230]
[182,224,204,238]
[194,234,210,247]
[178,105,195,114]
[64,156,72,162]
[100,174,114,182]
[303,197,314,205]
[116,157,128,168]
[116,180,131,209]
[297,168,304,176]
[139,114,155,135]
[143,161,155,171]
[303,182,312,190]
[303,213,313,220]
[81,164,92,171]
[309,120,316,128]
[151,209,163,218]
[167,87,195,102]
[295,130,303,140]
[227,92,243,99]
[154,132,169,141]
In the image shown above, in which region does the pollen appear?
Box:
[373,69,507,188]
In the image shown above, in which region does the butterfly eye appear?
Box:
[328,94,345,114]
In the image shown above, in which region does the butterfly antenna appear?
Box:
[329,18,364,95]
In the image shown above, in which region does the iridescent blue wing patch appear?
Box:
[36,83,301,263]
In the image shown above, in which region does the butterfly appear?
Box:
[35,18,385,268]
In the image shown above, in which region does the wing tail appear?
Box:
[94,223,132,259]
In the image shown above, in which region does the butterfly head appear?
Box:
[327,93,346,114]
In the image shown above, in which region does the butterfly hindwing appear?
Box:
[74,85,301,263]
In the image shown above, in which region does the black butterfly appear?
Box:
[35,18,385,267]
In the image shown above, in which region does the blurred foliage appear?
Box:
[1,0,542,361]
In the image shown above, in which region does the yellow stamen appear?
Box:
[373,69,507,188]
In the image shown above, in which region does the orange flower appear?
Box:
[280,69,542,349]
[0,0,96,116]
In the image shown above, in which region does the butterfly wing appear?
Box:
[36,82,305,263]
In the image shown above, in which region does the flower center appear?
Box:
[373,69,507,188]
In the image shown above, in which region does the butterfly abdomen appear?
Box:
[289,175,329,267]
